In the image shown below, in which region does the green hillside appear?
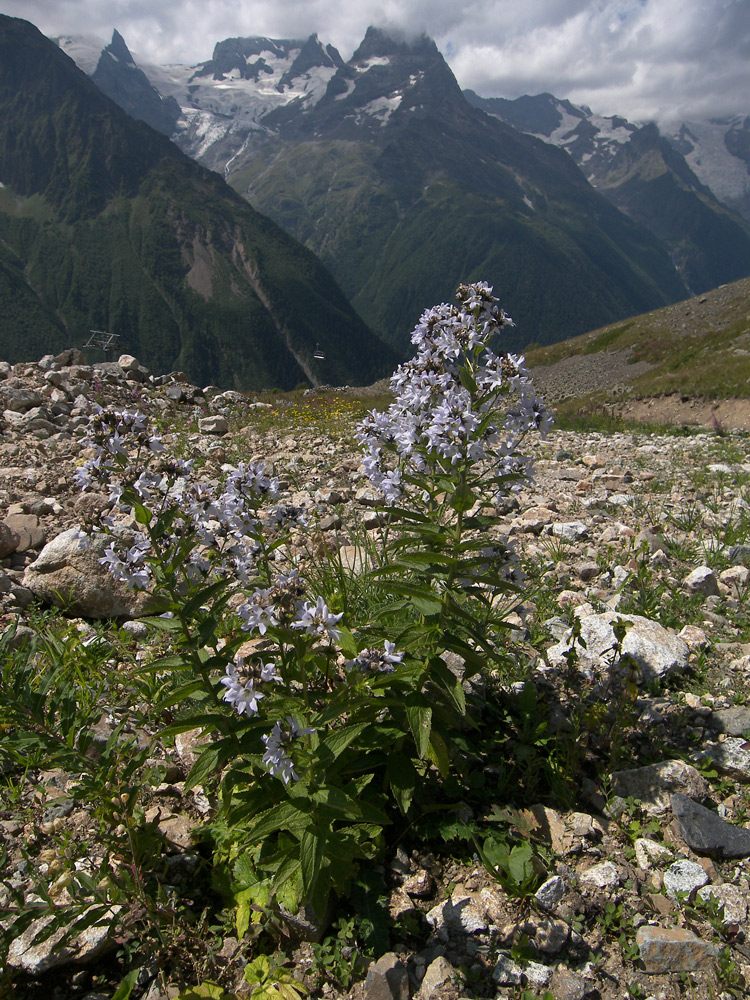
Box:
[0,16,395,390]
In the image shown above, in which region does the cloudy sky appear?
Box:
[3,0,748,124]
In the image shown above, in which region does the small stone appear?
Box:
[697,883,749,924]
[610,760,709,815]
[417,956,455,997]
[492,952,523,985]
[636,925,718,973]
[708,706,750,736]
[402,870,435,899]
[0,522,20,558]
[549,967,587,1000]
[634,837,673,870]
[671,793,750,857]
[198,415,228,435]
[728,544,750,566]
[579,860,621,890]
[551,520,588,541]
[533,918,569,954]
[534,875,566,910]
[364,953,409,1000]
[663,859,710,900]
[683,566,721,597]
[696,736,750,779]
[678,625,709,650]
[524,961,553,988]
[720,566,750,589]
[319,514,342,531]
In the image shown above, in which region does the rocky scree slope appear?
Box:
[3,348,750,999]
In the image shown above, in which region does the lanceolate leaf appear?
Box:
[405,700,432,759]
[300,825,327,917]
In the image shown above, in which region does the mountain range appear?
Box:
[0,16,394,391]
[57,25,750,355]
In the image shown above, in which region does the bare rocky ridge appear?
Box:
[3,351,750,999]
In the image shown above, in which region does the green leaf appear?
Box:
[181,579,230,619]
[184,737,236,791]
[427,730,451,777]
[137,615,181,632]
[405,701,432,759]
[132,502,153,526]
[387,753,417,815]
[300,825,325,916]
[321,722,368,760]
[154,678,207,712]
[428,656,466,715]
[336,626,359,659]
[458,366,478,394]
[508,842,536,886]
[111,969,140,1000]
[246,800,312,842]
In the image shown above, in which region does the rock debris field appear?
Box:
[3,350,750,1000]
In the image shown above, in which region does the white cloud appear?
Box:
[1,0,747,122]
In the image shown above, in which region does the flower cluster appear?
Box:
[345,641,403,674]
[356,282,551,505]
[262,717,315,784]
[75,407,307,590]
[220,657,278,716]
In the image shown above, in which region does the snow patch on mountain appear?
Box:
[354,56,391,72]
[665,118,750,206]
[355,95,402,126]
[55,34,107,75]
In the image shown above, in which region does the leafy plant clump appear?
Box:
[1,282,551,993]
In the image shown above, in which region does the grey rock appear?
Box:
[549,967,587,1000]
[683,566,721,596]
[695,737,750,779]
[7,908,120,974]
[663,859,710,900]
[198,415,228,435]
[533,917,570,954]
[425,892,487,935]
[417,956,455,997]
[492,952,523,985]
[579,860,621,890]
[545,612,690,684]
[23,527,159,618]
[636,925,718,973]
[364,953,409,1000]
[534,875,566,910]
[728,544,750,566]
[634,837,673,869]
[0,521,19,558]
[671,793,750,857]
[697,883,749,925]
[2,388,43,412]
[707,705,750,736]
[610,760,709,815]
